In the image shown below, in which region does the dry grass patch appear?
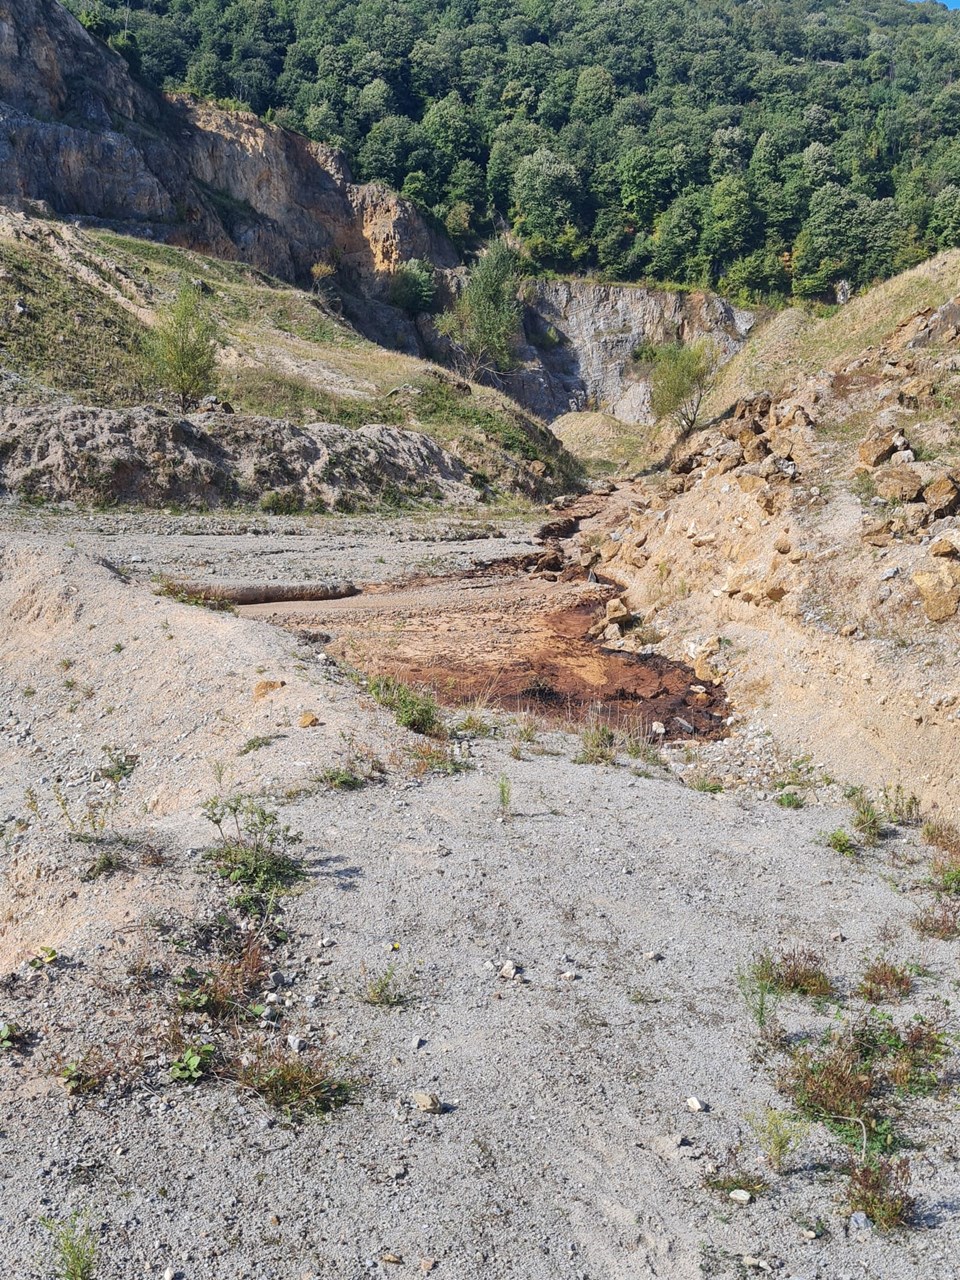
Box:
[856,956,913,1004]
[911,899,960,940]
[845,1157,915,1230]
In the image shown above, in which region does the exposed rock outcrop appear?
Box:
[0,0,455,319]
[0,405,480,509]
[505,280,754,423]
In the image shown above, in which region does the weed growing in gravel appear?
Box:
[922,818,960,857]
[845,1157,914,1230]
[930,848,960,894]
[406,742,471,776]
[454,709,497,737]
[80,848,127,881]
[98,746,138,783]
[52,784,119,844]
[41,1211,97,1280]
[0,1020,24,1051]
[238,735,276,756]
[774,790,804,809]
[703,1155,769,1198]
[782,1035,881,1152]
[753,947,836,999]
[736,962,781,1032]
[202,795,305,916]
[746,1107,810,1173]
[369,676,443,736]
[362,962,408,1007]
[856,956,913,1003]
[846,786,883,846]
[59,1050,113,1096]
[574,721,616,765]
[497,774,512,818]
[824,828,858,857]
[320,765,367,790]
[880,784,921,827]
[911,899,960,940]
[227,1041,354,1118]
[169,1042,215,1083]
[689,773,723,793]
[176,934,267,1022]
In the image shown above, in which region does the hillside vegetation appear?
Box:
[70,0,960,300]
[0,216,579,497]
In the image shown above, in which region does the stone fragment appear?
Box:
[686,1096,707,1112]
[412,1090,442,1114]
[858,435,898,467]
[729,1189,752,1205]
[913,563,960,621]
[298,712,320,728]
[930,531,960,557]
[253,679,286,700]
[924,473,960,516]
[875,464,924,503]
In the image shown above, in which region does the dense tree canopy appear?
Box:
[69,0,960,300]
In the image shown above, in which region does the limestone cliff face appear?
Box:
[508,281,755,423]
[0,0,455,309]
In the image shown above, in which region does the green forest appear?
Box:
[68,0,960,301]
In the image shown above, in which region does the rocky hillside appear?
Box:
[507,280,754,423]
[568,251,960,813]
[0,0,453,348]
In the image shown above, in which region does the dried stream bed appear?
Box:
[241,559,729,736]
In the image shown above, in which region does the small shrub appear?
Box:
[202,795,305,915]
[59,1050,112,1095]
[746,1107,810,1173]
[911,898,960,940]
[80,848,127,881]
[825,828,857,857]
[857,956,913,1003]
[369,676,443,736]
[42,1211,97,1280]
[389,259,437,315]
[144,282,220,411]
[845,1157,914,1230]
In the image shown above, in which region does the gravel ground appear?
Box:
[0,508,957,1280]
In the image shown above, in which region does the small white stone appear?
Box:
[729,1189,752,1205]
[686,1096,707,1112]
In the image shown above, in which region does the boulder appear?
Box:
[858,434,900,468]
[923,473,960,517]
[913,562,960,622]
[875,464,924,503]
[930,531,960,558]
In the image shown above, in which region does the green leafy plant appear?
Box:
[574,722,616,765]
[824,828,857,857]
[0,1020,24,1051]
[202,795,305,916]
[169,1042,215,1083]
[226,1042,354,1118]
[736,961,781,1031]
[774,790,803,810]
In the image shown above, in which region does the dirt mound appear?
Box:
[0,404,481,510]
